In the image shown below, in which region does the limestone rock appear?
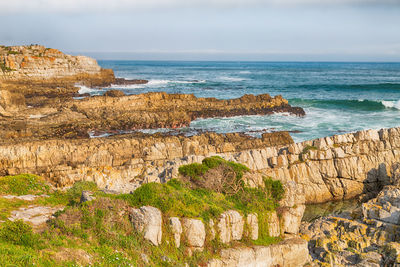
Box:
[9,205,64,226]
[2,194,48,201]
[129,206,162,246]
[267,211,280,237]
[280,205,306,234]
[209,219,216,240]
[169,217,182,248]
[246,213,258,240]
[217,210,244,243]
[182,218,206,249]
[362,185,400,225]
[207,237,309,267]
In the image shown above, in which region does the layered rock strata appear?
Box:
[0,45,115,105]
[0,91,305,140]
[0,131,293,192]
[0,126,399,205]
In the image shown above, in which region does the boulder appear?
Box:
[169,217,182,248]
[217,210,244,243]
[267,211,280,237]
[246,213,258,240]
[129,206,162,246]
[182,218,206,249]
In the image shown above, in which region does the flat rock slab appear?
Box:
[9,205,64,225]
[2,194,49,201]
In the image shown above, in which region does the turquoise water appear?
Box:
[88,61,400,142]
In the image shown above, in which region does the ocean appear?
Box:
[83,61,400,142]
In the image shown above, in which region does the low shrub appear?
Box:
[0,220,40,247]
[179,156,249,195]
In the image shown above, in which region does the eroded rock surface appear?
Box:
[217,210,244,244]
[9,205,63,226]
[301,164,400,266]
[129,206,163,246]
[0,91,304,140]
[182,218,206,250]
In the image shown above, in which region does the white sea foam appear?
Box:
[77,85,97,94]
[110,79,205,89]
[88,131,112,138]
[219,76,246,82]
[381,100,400,110]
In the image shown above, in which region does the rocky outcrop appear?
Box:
[0,131,293,192]
[1,126,400,204]
[127,205,309,266]
[0,91,304,140]
[63,92,304,132]
[301,164,400,266]
[217,210,244,244]
[9,205,63,226]
[129,206,162,246]
[103,89,126,97]
[246,213,259,240]
[0,45,115,105]
[0,45,112,83]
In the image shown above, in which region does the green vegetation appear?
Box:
[0,159,285,266]
[0,174,50,195]
[0,220,40,247]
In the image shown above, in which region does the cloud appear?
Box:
[0,0,398,13]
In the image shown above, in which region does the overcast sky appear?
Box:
[1,0,400,61]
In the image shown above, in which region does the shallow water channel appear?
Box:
[302,199,360,222]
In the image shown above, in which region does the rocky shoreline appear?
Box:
[2,45,400,266]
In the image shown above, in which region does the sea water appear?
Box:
[86,61,400,142]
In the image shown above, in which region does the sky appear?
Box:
[0,0,400,61]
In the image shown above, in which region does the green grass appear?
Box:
[0,174,50,196]
[0,220,41,247]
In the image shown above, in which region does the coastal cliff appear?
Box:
[0,45,115,102]
[0,125,397,206]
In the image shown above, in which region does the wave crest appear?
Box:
[290,98,400,111]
